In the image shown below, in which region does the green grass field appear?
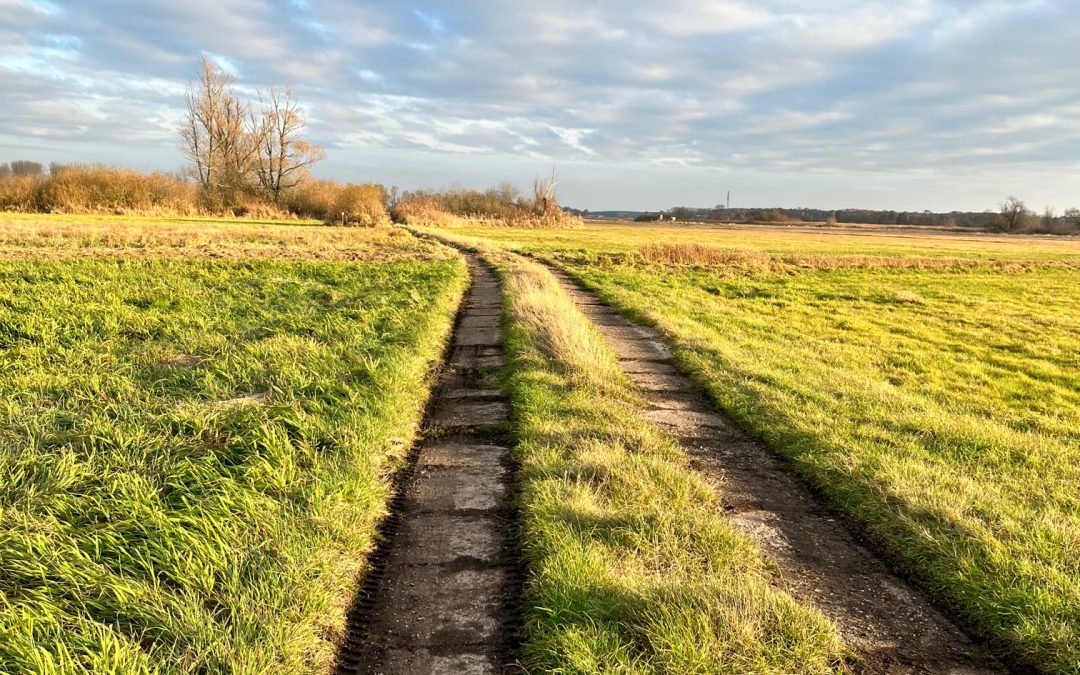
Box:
[3,216,1078,673]
[0,224,466,673]
[452,223,1080,673]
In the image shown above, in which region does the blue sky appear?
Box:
[1,0,1077,211]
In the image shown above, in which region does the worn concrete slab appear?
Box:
[605,337,672,360]
[619,359,679,375]
[643,407,736,431]
[442,388,503,401]
[429,400,509,428]
[629,372,686,392]
[358,649,499,675]
[366,566,508,647]
[418,443,508,469]
[386,513,504,565]
[407,465,510,513]
[459,314,501,329]
[455,326,503,347]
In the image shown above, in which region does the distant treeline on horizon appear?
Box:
[568,205,1080,234]
[571,206,997,227]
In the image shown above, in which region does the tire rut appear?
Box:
[543,263,1008,675]
[335,255,520,675]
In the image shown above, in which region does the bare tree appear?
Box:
[180,57,255,208]
[0,163,11,181]
[251,86,325,204]
[1060,207,1080,232]
[1042,206,1057,230]
[997,196,1033,233]
[487,181,521,205]
[10,160,43,177]
[532,167,559,215]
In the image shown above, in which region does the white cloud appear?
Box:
[0,0,1077,211]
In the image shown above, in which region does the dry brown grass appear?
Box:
[0,166,392,223]
[638,242,1080,272]
[0,216,451,263]
[413,227,617,382]
[0,167,200,215]
[500,255,625,385]
[390,196,461,227]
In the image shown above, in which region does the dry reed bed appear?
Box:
[637,242,1080,272]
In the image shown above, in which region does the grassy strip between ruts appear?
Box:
[457,236,846,672]
[547,254,1080,674]
[0,254,467,673]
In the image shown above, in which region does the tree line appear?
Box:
[180,57,325,210]
[626,200,1080,234]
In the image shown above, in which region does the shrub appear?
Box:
[285,179,341,221]
[40,165,198,215]
[333,183,389,226]
[10,160,43,177]
[0,175,47,212]
[388,175,581,229]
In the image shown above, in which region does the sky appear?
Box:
[1,0,1078,212]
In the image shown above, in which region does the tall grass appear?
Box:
[637,242,1080,271]
[0,253,467,673]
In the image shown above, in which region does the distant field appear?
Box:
[451,220,1080,261]
[458,223,1080,673]
[0,222,466,672]
[0,214,432,261]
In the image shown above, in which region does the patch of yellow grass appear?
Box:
[637,242,1077,271]
[0,215,451,262]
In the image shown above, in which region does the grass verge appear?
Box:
[469,239,845,672]
[549,254,1080,673]
[0,254,467,673]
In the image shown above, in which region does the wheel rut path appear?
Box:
[543,264,1007,675]
[335,256,519,675]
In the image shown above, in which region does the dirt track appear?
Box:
[335,256,519,674]
[544,263,1008,675]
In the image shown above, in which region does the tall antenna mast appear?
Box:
[726,191,731,210]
